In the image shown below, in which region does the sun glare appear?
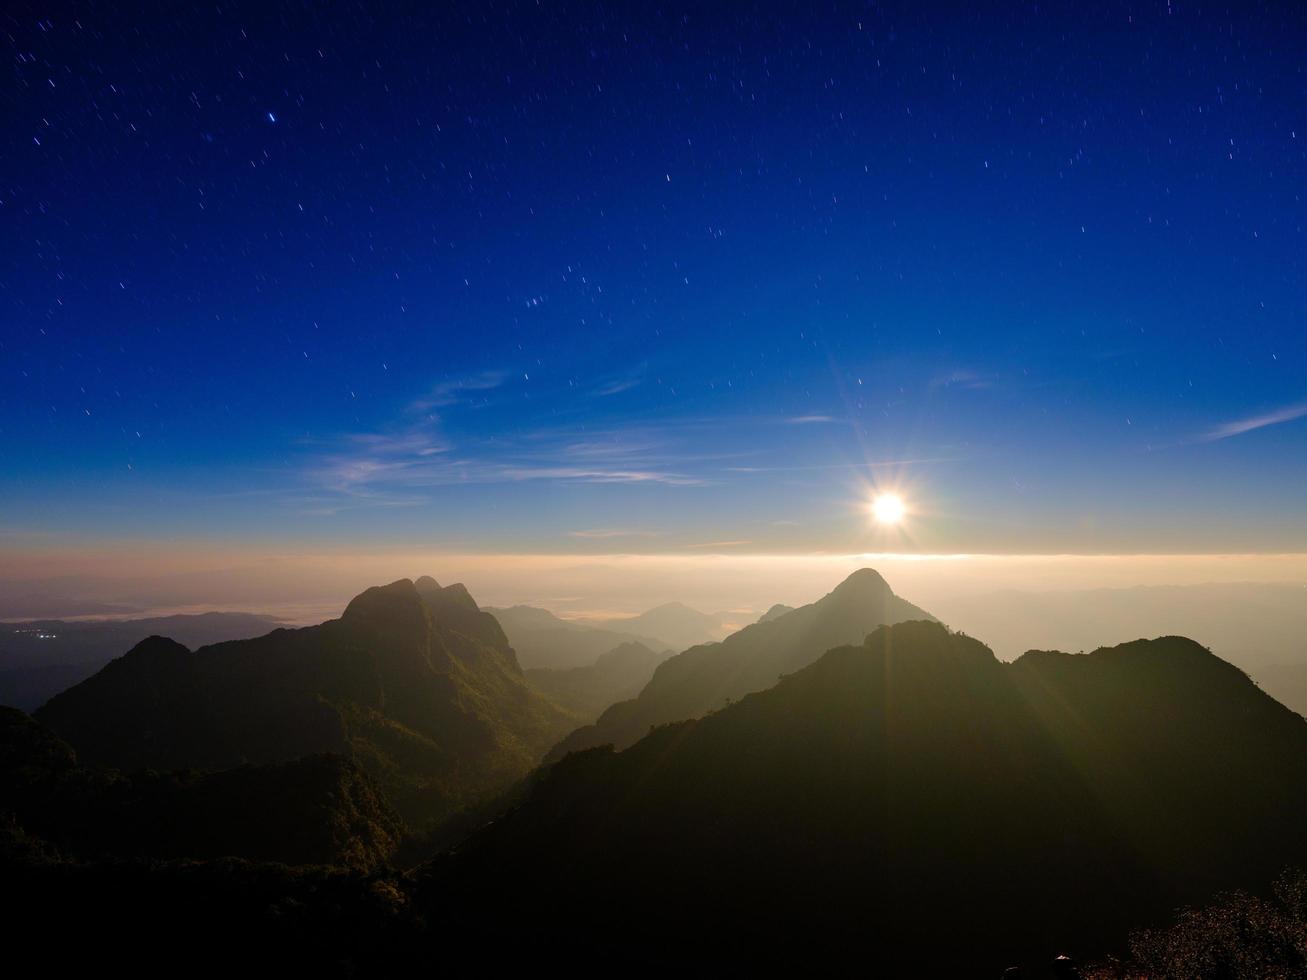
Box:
[872,493,907,525]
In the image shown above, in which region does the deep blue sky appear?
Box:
[4,2,1306,556]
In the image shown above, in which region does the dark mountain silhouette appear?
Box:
[34,578,576,825]
[548,567,935,758]
[0,611,283,710]
[757,602,795,623]
[525,641,672,721]
[426,621,1307,974]
[575,600,730,651]
[1,706,402,870]
[933,582,1307,675]
[485,604,671,669]
[1008,638,1307,893]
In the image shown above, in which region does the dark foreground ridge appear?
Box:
[427,621,1307,973]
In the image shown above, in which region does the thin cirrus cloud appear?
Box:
[592,377,642,397]
[569,528,661,539]
[309,411,711,509]
[1197,400,1307,443]
[408,370,507,413]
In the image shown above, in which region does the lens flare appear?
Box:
[872,494,906,525]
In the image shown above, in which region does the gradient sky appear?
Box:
[4,2,1307,563]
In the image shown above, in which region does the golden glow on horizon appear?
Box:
[872,493,907,525]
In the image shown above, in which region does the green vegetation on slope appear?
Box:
[34,578,577,826]
[0,706,403,870]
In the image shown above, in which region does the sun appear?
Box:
[871,493,906,525]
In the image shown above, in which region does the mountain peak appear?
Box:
[646,601,699,614]
[341,579,422,623]
[758,603,795,623]
[438,582,479,611]
[826,567,892,601]
[414,575,442,594]
[124,635,192,661]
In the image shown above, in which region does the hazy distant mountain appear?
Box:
[35,578,576,825]
[549,568,934,758]
[0,595,142,619]
[431,622,1307,973]
[933,582,1307,674]
[757,603,794,623]
[0,611,283,711]
[1,706,402,870]
[485,604,671,669]
[525,641,672,722]
[575,601,731,651]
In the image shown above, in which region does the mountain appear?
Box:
[932,582,1307,675]
[34,578,577,826]
[424,621,1307,973]
[0,611,283,711]
[485,604,671,669]
[756,602,795,623]
[1,706,403,870]
[525,641,672,721]
[548,567,934,758]
[576,601,731,651]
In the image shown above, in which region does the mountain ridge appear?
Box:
[34,577,575,826]
[427,620,1307,973]
[547,567,935,759]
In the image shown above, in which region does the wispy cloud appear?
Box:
[786,414,836,424]
[726,457,957,473]
[569,528,661,539]
[305,412,713,511]
[593,377,641,397]
[929,368,996,392]
[1197,400,1307,443]
[409,371,507,413]
[497,465,704,485]
[688,539,752,548]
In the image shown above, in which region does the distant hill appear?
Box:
[575,601,731,651]
[525,641,672,722]
[0,611,283,711]
[1,706,402,870]
[756,602,795,623]
[548,568,934,759]
[34,578,576,826]
[428,622,1307,973]
[933,582,1307,674]
[485,604,671,669]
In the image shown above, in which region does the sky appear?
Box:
[4,2,1307,613]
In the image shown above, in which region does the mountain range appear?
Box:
[6,566,1307,972]
[524,641,671,722]
[571,600,735,651]
[548,567,934,758]
[427,620,1307,973]
[484,603,671,669]
[34,576,575,826]
[0,611,283,711]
